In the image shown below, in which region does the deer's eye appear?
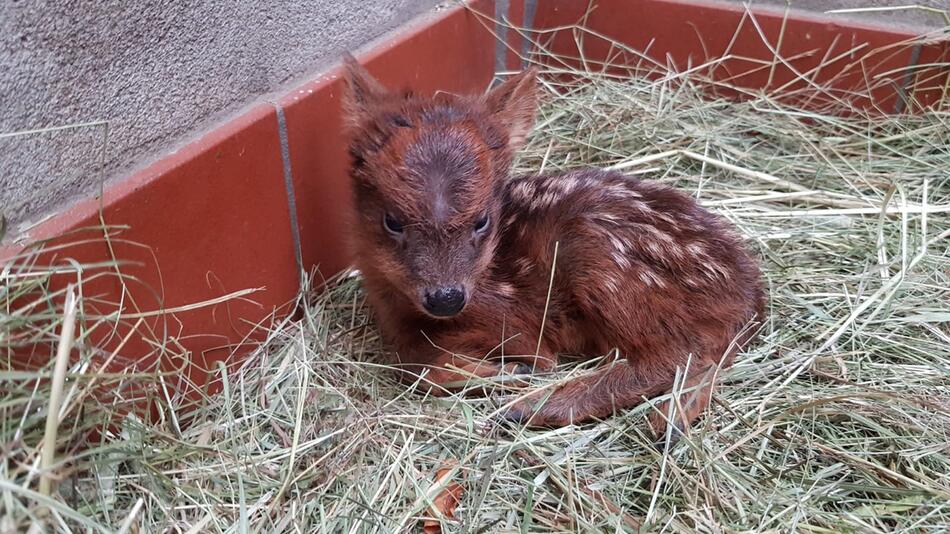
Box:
[390,114,411,128]
[383,213,405,236]
[473,213,490,235]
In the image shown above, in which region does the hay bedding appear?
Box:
[2,27,950,534]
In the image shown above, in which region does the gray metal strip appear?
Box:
[522,0,538,68]
[494,0,511,86]
[894,43,923,114]
[272,103,306,285]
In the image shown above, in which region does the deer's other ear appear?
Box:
[486,68,538,152]
[341,52,388,123]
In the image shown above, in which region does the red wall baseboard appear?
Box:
[530,0,946,112]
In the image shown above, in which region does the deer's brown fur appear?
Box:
[340,54,766,438]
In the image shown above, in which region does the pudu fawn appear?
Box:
[340,54,765,439]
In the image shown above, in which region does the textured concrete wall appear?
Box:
[744,0,948,30]
[0,0,442,239]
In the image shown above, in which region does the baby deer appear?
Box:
[340,54,766,439]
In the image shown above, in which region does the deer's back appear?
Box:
[492,169,765,359]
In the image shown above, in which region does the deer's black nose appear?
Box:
[423,286,467,317]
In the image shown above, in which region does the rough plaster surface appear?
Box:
[744,0,948,30]
[0,0,442,238]
[1,0,945,239]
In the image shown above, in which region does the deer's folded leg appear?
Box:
[502,360,664,427]
[394,349,534,395]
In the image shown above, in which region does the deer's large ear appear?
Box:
[485,68,538,152]
[341,52,387,123]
